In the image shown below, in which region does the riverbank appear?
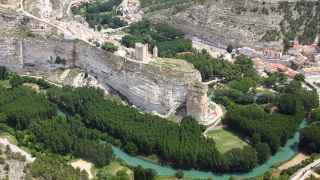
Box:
[278,153,310,171]
[112,120,307,180]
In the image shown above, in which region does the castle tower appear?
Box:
[186,82,209,125]
[153,46,158,58]
[135,43,148,61]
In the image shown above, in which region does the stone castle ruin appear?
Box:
[134,43,148,61]
[134,43,158,62]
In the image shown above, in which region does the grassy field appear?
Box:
[0,80,10,88]
[103,161,132,176]
[206,129,248,154]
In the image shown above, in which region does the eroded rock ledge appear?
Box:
[1,35,206,117]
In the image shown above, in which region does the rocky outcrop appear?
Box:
[149,0,318,47]
[0,7,208,122]
[1,36,203,117]
[186,82,209,124]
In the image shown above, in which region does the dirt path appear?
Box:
[278,153,309,171]
[71,159,94,179]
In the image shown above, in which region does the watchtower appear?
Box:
[153,46,158,58]
[135,43,148,61]
[186,82,209,125]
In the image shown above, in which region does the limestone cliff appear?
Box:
[4,37,201,116]
[148,0,319,47]
[0,6,208,122]
[0,7,203,117]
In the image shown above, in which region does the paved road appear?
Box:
[291,159,320,180]
[203,103,225,137]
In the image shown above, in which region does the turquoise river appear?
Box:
[112,120,307,180]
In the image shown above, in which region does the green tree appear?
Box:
[227,44,234,53]
[121,35,143,48]
[294,74,305,82]
[175,170,184,179]
[0,66,8,80]
[299,123,320,153]
[133,166,156,180]
[102,42,118,53]
[310,108,320,122]
[255,143,271,163]
[124,142,138,155]
[29,154,88,180]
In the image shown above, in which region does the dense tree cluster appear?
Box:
[97,165,131,180]
[221,77,318,163]
[176,51,259,81]
[0,87,57,130]
[26,153,89,180]
[29,116,113,166]
[72,0,128,29]
[276,80,319,115]
[133,166,156,180]
[309,107,320,122]
[299,123,320,153]
[46,87,258,172]
[121,20,192,57]
[0,82,113,167]
[223,105,300,153]
[262,72,287,89]
[9,75,51,89]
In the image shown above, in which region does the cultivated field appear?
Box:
[206,129,248,154]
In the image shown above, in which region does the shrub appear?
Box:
[175,170,184,179]
[102,42,118,53]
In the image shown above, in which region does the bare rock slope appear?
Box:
[148,0,320,47]
[0,9,204,117]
